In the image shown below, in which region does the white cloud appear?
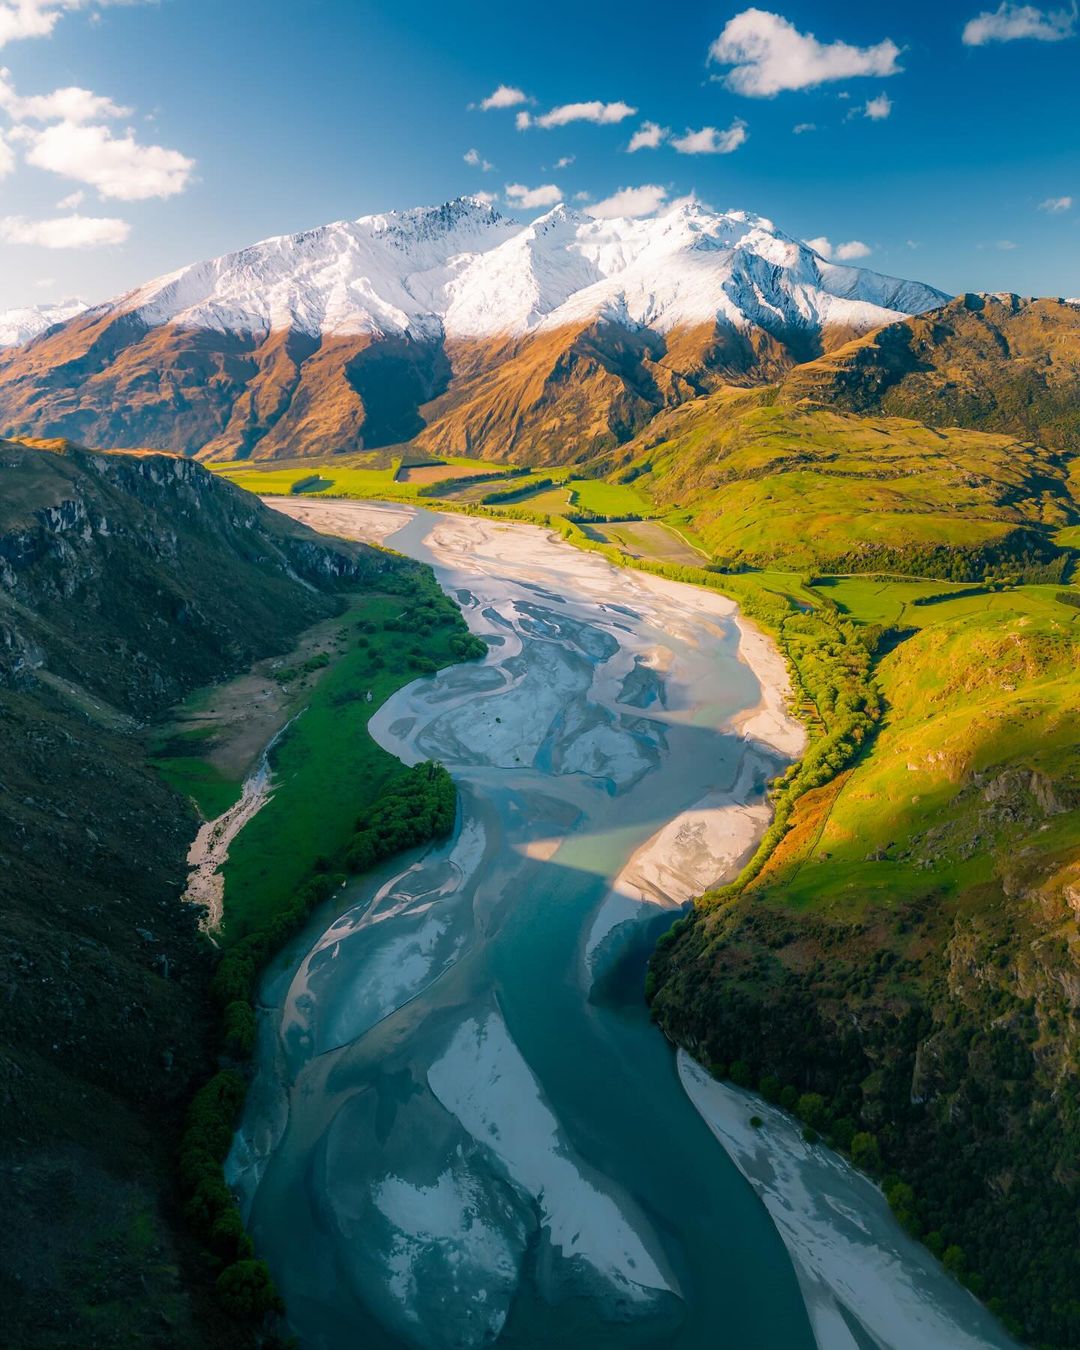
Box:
[627,120,668,151]
[532,99,636,129]
[0,124,12,175]
[504,181,562,209]
[25,120,195,199]
[669,190,709,212]
[586,184,669,218]
[962,3,1076,45]
[515,110,532,130]
[34,274,56,286]
[806,236,872,260]
[997,238,1018,249]
[56,188,84,207]
[1039,194,1073,211]
[0,211,129,247]
[471,189,498,206]
[671,120,748,154]
[573,190,591,201]
[0,1,140,48]
[793,121,817,133]
[478,84,529,110]
[863,93,892,119]
[553,154,575,168]
[0,68,129,121]
[709,9,901,96]
[463,147,493,171]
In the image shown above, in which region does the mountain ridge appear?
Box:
[0,198,948,462]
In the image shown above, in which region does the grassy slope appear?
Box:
[781,293,1080,454]
[604,389,1076,571]
[152,744,244,820]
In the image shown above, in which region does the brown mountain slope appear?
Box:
[0,310,455,460]
[0,299,927,465]
[0,441,397,1347]
[780,293,1080,451]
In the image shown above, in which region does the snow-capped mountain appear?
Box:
[0,299,88,348]
[102,197,944,341]
[0,198,949,462]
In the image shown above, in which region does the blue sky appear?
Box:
[0,0,1077,307]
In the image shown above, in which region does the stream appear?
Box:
[227,502,1015,1350]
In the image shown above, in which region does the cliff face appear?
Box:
[0,441,399,1347]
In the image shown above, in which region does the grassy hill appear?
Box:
[601,386,1076,576]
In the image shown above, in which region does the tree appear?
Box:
[216,1259,281,1317]
[850,1131,881,1173]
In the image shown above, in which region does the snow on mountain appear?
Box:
[0,299,89,347]
[105,197,946,343]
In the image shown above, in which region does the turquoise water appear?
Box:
[230,507,814,1349]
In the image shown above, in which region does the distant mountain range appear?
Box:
[0,299,87,348]
[0,198,947,462]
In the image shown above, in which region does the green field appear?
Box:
[151,752,244,820]
[566,478,653,516]
[214,452,509,501]
[586,520,707,566]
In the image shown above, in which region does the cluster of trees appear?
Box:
[803,531,1071,584]
[564,510,653,524]
[374,581,487,669]
[276,651,331,682]
[415,465,529,498]
[346,760,455,872]
[289,473,327,495]
[178,1070,282,1324]
[480,477,558,505]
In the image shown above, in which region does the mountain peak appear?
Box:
[360,195,505,242]
[0,199,947,353]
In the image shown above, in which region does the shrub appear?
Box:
[796,1092,829,1131]
[850,1130,881,1173]
[758,1074,782,1104]
[222,1000,257,1058]
[215,1259,282,1317]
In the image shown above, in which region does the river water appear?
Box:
[227,502,1012,1350]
